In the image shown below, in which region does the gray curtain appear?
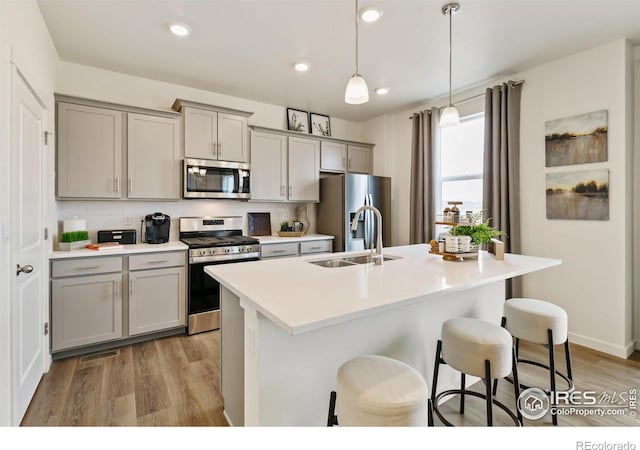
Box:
[410,108,438,244]
[483,81,523,298]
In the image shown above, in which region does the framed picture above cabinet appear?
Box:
[287,108,309,133]
[310,112,331,137]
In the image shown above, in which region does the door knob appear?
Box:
[16,264,33,276]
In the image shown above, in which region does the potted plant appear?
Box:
[449,213,504,249]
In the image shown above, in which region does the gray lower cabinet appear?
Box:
[51,251,186,353]
[129,266,186,336]
[261,239,333,259]
[51,272,123,351]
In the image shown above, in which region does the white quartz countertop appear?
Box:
[49,241,188,259]
[255,234,334,244]
[205,244,561,335]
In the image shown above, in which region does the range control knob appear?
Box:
[225,248,231,254]
[199,250,206,256]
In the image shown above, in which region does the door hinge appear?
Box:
[44,322,49,336]
[44,131,52,146]
[44,227,48,240]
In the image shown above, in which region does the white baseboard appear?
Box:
[223,409,233,427]
[568,332,636,359]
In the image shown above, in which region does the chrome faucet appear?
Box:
[351,205,384,265]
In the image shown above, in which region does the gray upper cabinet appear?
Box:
[250,131,287,201]
[288,136,320,202]
[56,96,181,200]
[347,145,373,174]
[173,100,253,163]
[320,141,347,173]
[57,102,123,198]
[127,113,180,199]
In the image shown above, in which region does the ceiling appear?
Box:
[38,0,640,123]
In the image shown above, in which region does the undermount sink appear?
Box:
[308,254,401,268]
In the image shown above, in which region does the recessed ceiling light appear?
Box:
[294,62,310,72]
[170,23,191,37]
[375,87,390,95]
[360,7,383,23]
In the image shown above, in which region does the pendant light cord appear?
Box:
[448,6,452,107]
[355,0,359,75]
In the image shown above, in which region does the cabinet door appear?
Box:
[129,267,186,336]
[288,137,320,202]
[57,102,122,198]
[250,131,287,201]
[320,141,347,172]
[347,145,373,174]
[51,273,123,351]
[218,113,248,162]
[127,113,180,200]
[184,107,217,159]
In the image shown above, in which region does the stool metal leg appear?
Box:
[548,329,558,426]
[493,316,508,396]
[564,340,573,382]
[428,399,434,426]
[511,347,523,424]
[460,373,466,414]
[515,338,520,359]
[431,340,442,407]
[327,391,338,426]
[484,360,493,426]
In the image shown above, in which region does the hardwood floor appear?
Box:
[21,331,227,426]
[22,331,640,426]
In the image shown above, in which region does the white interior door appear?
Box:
[10,67,46,425]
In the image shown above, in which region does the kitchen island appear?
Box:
[205,244,560,426]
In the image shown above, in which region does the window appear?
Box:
[437,113,485,222]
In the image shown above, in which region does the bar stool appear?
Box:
[499,298,574,425]
[431,318,522,426]
[327,355,429,426]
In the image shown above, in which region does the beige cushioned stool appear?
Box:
[431,318,521,426]
[501,298,573,426]
[335,355,428,426]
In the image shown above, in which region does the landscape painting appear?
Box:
[545,110,608,167]
[546,169,609,220]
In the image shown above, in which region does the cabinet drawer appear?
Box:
[129,251,186,270]
[52,256,122,278]
[261,242,298,259]
[300,240,333,254]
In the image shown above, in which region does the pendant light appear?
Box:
[345,0,369,104]
[440,2,460,127]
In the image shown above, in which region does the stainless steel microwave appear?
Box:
[183,159,250,199]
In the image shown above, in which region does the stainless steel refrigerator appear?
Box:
[317,174,391,253]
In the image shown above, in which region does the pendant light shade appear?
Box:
[439,3,460,127]
[440,106,460,127]
[345,74,369,104]
[345,0,369,104]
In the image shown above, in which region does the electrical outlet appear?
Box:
[124,217,134,226]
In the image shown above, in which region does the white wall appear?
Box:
[53,62,363,240]
[633,46,640,349]
[0,0,59,426]
[519,39,634,358]
[365,39,636,358]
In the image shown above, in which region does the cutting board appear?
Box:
[248,212,272,236]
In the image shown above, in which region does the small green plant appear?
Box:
[60,230,89,243]
[280,221,291,232]
[450,213,503,245]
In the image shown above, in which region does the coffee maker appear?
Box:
[143,212,170,244]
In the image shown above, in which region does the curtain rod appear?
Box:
[409,79,525,119]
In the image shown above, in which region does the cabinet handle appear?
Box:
[348,159,352,170]
[289,185,292,197]
[310,246,322,250]
[342,157,346,169]
[212,142,216,156]
[129,278,134,295]
[272,249,287,254]
[281,185,285,196]
[75,265,99,270]
[218,142,222,157]
[128,177,133,194]
[115,280,120,298]
[114,176,120,194]
[146,259,169,264]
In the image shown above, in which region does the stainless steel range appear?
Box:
[180,216,260,334]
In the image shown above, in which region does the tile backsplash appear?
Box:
[55,200,317,246]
